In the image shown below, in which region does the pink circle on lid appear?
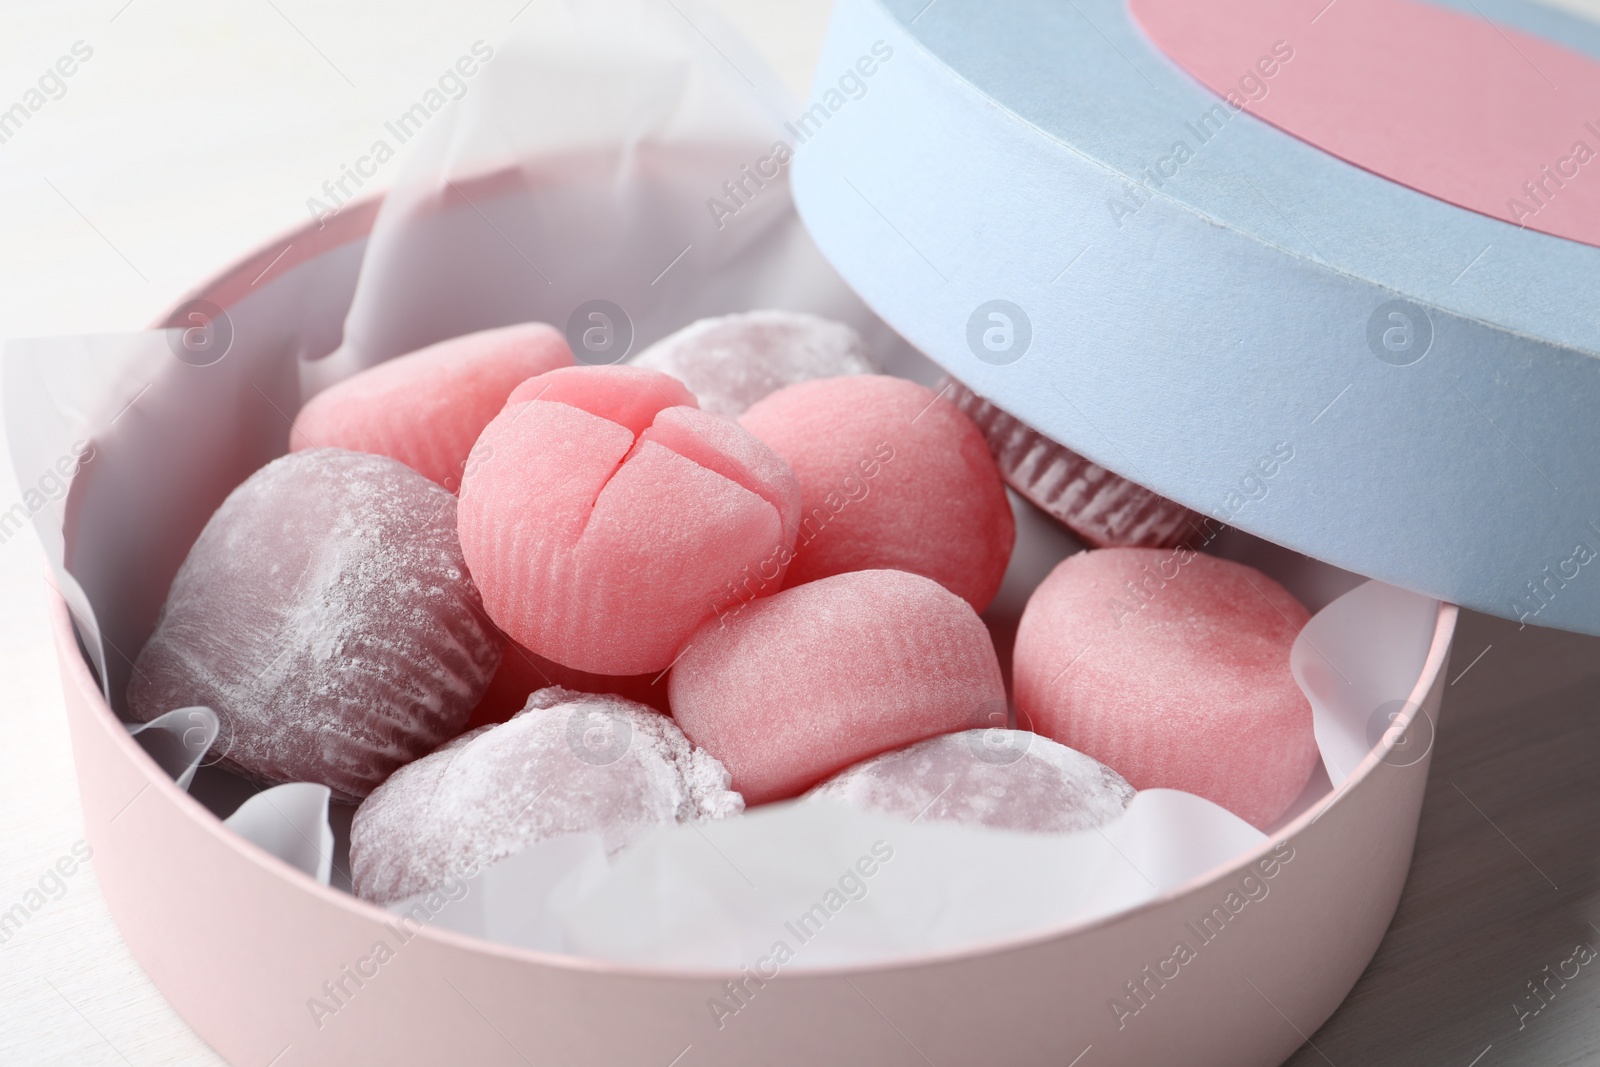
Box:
[1129,0,1600,248]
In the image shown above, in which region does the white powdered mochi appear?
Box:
[127,449,501,801]
[630,310,876,417]
[349,687,743,903]
[807,729,1134,833]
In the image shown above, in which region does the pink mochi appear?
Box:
[127,450,503,801]
[1013,548,1317,830]
[505,363,696,433]
[670,569,1006,805]
[290,322,574,489]
[458,365,801,676]
[740,375,1015,612]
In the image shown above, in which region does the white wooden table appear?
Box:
[2,2,1596,1063]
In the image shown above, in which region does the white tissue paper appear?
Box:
[3,331,172,701]
[223,784,336,887]
[126,706,219,791]
[1,0,1442,970]
[319,0,929,387]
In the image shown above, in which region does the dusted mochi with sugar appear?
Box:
[466,638,668,731]
[349,687,743,904]
[458,365,801,675]
[1013,548,1316,830]
[127,449,502,801]
[740,375,1014,612]
[630,309,877,418]
[806,729,1135,833]
[671,569,1005,805]
[948,381,1198,549]
[290,322,574,489]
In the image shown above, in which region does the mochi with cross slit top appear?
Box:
[457,364,801,676]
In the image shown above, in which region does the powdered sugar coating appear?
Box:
[349,687,743,904]
[630,310,877,417]
[291,322,574,489]
[671,569,1006,805]
[127,449,502,801]
[1013,548,1316,830]
[807,729,1135,833]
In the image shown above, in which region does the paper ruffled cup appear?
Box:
[947,379,1199,549]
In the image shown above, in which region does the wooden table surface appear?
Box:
[2,1,1598,1064]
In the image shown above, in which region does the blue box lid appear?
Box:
[790,0,1600,635]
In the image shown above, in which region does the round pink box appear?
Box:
[51,201,1456,1066]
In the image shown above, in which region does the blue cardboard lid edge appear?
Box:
[790,0,1600,635]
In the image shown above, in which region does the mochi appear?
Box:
[671,569,1006,805]
[127,449,502,801]
[740,375,1014,611]
[457,365,801,675]
[1013,548,1316,829]
[807,729,1135,833]
[630,309,876,417]
[291,322,574,489]
[349,687,742,904]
